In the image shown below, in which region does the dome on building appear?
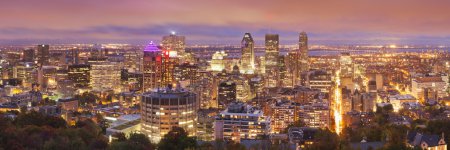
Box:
[144,41,160,52]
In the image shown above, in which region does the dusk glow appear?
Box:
[1,0,450,44]
[0,1,449,150]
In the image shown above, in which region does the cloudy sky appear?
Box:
[1,0,450,45]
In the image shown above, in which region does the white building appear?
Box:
[389,94,417,112]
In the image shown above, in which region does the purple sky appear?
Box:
[1,0,450,45]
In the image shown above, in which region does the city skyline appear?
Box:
[1,0,450,45]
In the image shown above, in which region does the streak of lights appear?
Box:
[334,70,343,135]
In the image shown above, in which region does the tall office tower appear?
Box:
[68,64,91,88]
[142,41,177,92]
[141,86,197,143]
[37,44,50,66]
[294,32,309,85]
[265,34,279,87]
[161,33,186,54]
[22,49,35,62]
[143,42,163,92]
[161,48,178,87]
[217,80,237,109]
[240,33,255,74]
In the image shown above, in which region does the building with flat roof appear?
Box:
[141,86,197,143]
[214,101,271,141]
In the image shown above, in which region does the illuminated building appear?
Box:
[278,55,293,87]
[303,69,333,94]
[119,92,141,108]
[38,66,58,91]
[57,97,79,112]
[265,34,279,87]
[197,109,218,141]
[249,76,264,99]
[288,127,318,146]
[210,51,227,72]
[270,99,296,133]
[297,102,330,129]
[121,70,143,92]
[388,94,417,112]
[218,80,236,109]
[106,115,141,140]
[189,76,215,109]
[352,90,376,112]
[13,62,34,87]
[341,87,353,114]
[174,62,198,84]
[240,33,255,74]
[294,32,309,85]
[142,42,163,91]
[141,86,197,143]
[161,33,185,54]
[68,64,91,88]
[37,44,50,66]
[411,76,447,102]
[90,61,121,92]
[161,48,178,88]
[70,48,80,65]
[214,102,271,141]
[339,52,353,77]
[22,49,35,62]
[406,132,447,150]
[124,49,142,72]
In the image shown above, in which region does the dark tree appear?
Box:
[158,127,197,150]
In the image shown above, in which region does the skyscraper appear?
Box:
[265,34,279,87]
[161,33,185,54]
[142,41,176,92]
[240,33,255,74]
[37,44,49,66]
[294,32,309,85]
[22,49,35,62]
[142,42,163,92]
